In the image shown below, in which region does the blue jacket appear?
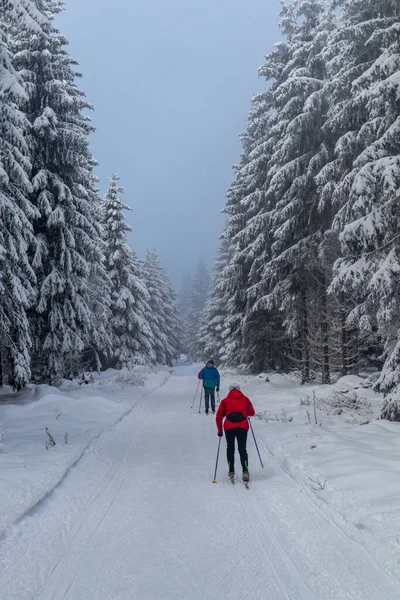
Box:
[198,366,220,389]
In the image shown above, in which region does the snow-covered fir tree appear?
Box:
[102,173,153,368]
[197,234,232,364]
[9,0,110,382]
[142,249,181,366]
[321,0,400,417]
[4,0,47,33]
[206,0,386,384]
[217,92,275,368]
[186,259,210,359]
[0,0,47,387]
[211,0,338,376]
[244,0,338,380]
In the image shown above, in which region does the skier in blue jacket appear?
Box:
[198,360,220,414]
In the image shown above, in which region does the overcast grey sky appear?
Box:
[58,0,280,286]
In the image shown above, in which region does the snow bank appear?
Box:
[0,368,170,536]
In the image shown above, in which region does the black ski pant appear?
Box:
[204,387,216,412]
[225,428,248,473]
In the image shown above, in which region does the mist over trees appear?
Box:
[178,260,211,360]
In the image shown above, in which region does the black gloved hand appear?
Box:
[216,387,220,392]
[217,431,223,437]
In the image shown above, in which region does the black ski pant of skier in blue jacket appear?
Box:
[204,387,216,412]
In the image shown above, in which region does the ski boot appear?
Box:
[242,471,250,483]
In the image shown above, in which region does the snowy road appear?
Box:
[1,367,399,600]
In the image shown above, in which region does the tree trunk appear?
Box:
[301,288,310,384]
[0,346,3,387]
[339,291,348,376]
[265,341,271,371]
[321,279,330,384]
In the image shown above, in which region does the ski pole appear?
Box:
[212,436,222,483]
[191,380,201,409]
[249,418,264,468]
[198,387,203,413]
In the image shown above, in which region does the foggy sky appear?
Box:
[58,0,280,287]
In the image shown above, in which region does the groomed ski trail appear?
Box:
[1,366,399,600]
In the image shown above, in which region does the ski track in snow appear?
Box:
[1,367,399,600]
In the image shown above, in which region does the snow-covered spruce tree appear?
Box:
[0,0,47,388]
[142,249,181,366]
[314,0,388,381]
[197,234,232,364]
[10,0,111,382]
[217,89,279,369]
[220,24,292,372]
[229,100,288,372]
[242,0,338,381]
[81,232,113,373]
[102,173,153,368]
[3,0,47,32]
[186,259,210,360]
[319,0,400,415]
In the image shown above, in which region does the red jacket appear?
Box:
[216,389,255,434]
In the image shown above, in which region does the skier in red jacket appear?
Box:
[216,383,255,482]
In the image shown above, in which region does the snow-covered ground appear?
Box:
[1,365,400,599]
[234,371,400,592]
[0,368,170,536]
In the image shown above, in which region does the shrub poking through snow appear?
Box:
[327,390,372,416]
[0,429,4,453]
[309,477,327,491]
[45,428,56,450]
[258,409,293,423]
[78,372,95,386]
[301,390,372,420]
[64,432,69,444]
